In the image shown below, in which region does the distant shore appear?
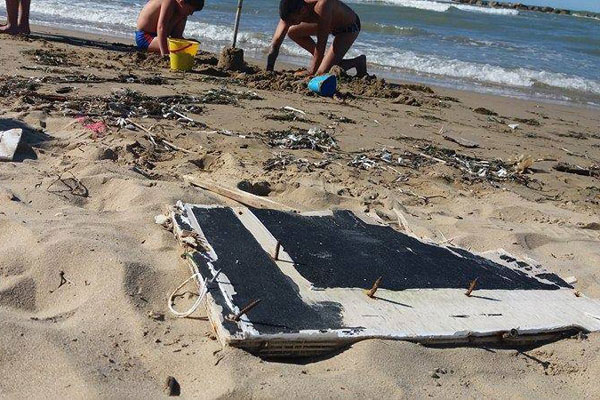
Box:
[452,0,600,19]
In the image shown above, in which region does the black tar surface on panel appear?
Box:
[251,209,571,291]
[190,207,344,334]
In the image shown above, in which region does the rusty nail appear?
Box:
[465,278,478,297]
[230,299,261,322]
[366,276,382,298]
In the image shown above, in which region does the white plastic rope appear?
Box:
[168,273,209,318]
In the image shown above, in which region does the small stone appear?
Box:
[431,372,440,379]
[164,376,180,396]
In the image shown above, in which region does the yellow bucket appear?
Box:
[168,38,199,71]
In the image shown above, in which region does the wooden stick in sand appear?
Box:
[183,175,299,212]
[232,0,245,48]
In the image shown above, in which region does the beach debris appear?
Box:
[76,116,107,138]
[465,278,478,297]
[132,165,158,179]
[155,214,173,230]
[0,128,23,161]
[565,276,578,285]
[514,155,534,174]
[473,107,498,116]
[366,276,383,298]
[55,86,74,94]
[0,76,40,97]
[52,89,202,127]
[416,144,535,186]
[553,162,599,177]
[442,133,480,149]
[47,171,89,198]
[226,298,261,322]
[508,123,519,131]
[319,112,355,124]
[349,154,377,170]
[266,128,337,152]
[50,270,73,293]
[164,376,180,396]
[23,48,73,66]
[184,175,298,211]
[264,108,309,122]
[392,94,421,107]
[514,117,540,126]
[263,153,306,171]
[117,73,167,85]
[283,106,306,115]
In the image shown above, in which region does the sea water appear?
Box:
[2,0,599,106]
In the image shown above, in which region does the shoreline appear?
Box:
[451,0,600,19]
[24,23,600,110]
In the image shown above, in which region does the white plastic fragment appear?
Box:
[0,128,23,161]
[508,123,519,130]
[155,214,170,226]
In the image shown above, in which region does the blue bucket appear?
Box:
[307,74,337,97]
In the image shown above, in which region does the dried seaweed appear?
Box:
[23,49,74,66]
[0,76,40,96]
[266,128,337,152]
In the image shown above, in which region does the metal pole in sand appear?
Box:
[232,0,244,48]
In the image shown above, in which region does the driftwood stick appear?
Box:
[183,175,299,211]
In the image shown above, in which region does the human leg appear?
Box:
[0,0,19,34]
[317,30,366,76]
[17,0,30,34]
[287,22,318,55]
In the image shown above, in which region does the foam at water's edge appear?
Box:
[346,0,520,15]
[367,49,600,95]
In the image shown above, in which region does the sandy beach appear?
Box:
[1,26,600,399]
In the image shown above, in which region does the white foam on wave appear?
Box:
[347,0,519,15]
[367,49,600,94]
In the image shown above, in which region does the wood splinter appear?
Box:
[366,276,383,298]
[228,299,261,322]
[465,278,478,297]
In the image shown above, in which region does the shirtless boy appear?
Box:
[266,0,367,77]
[136,0,203,55]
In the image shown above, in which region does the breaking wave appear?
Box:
[348,0,520,15]
[368,49,600,94]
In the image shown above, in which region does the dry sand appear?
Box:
[1,27,599,399]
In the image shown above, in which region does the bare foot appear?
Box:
[355,54,367,78]
[18,24,30,35]
[0,24,20,35]
[339,55,368,77]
